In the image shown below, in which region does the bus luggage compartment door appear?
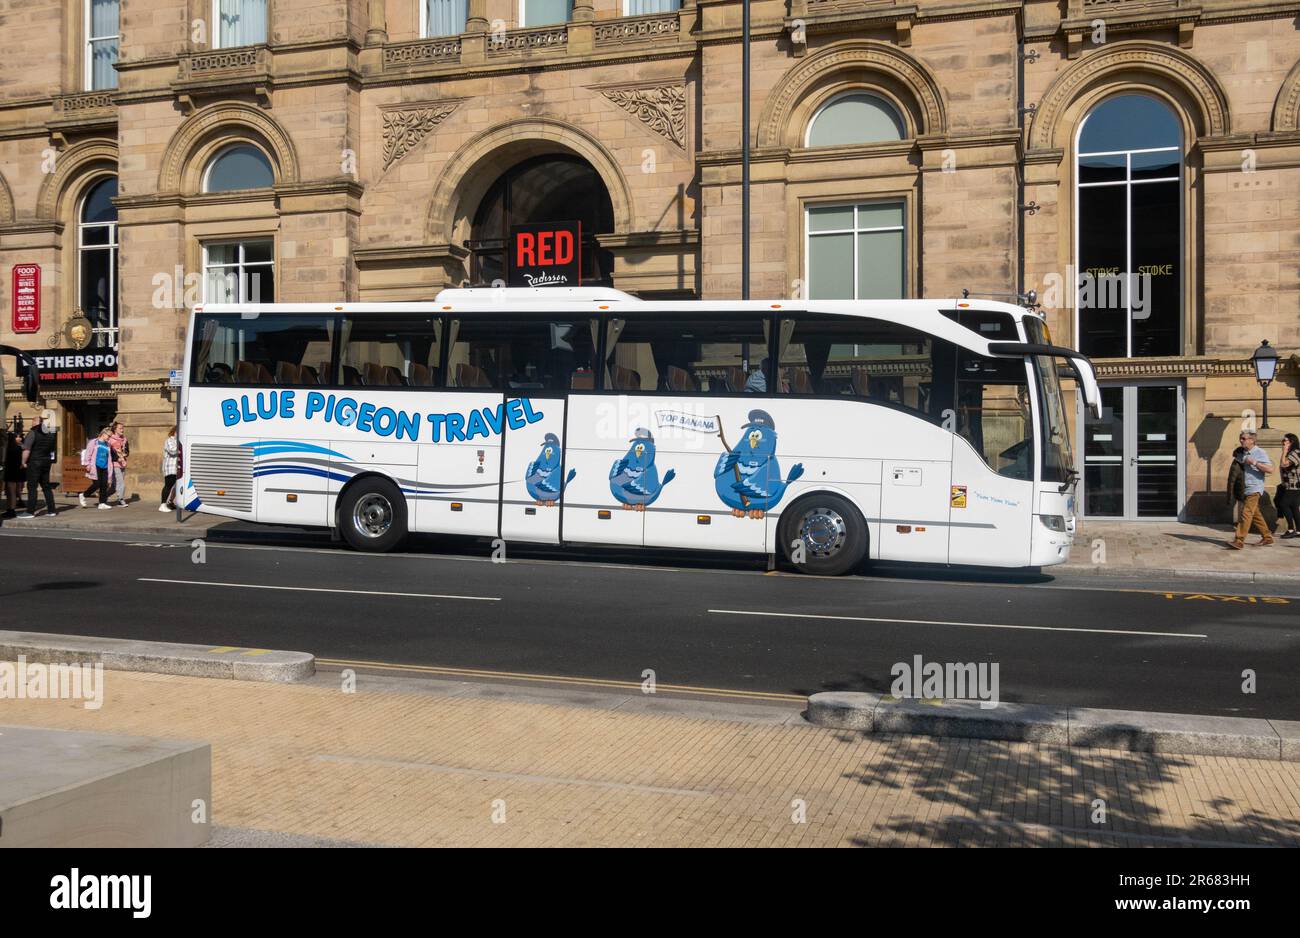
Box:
[500,394,567,545]
[879,459,951,563]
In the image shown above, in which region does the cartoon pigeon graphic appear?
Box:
[714,409,804,519]
[609,427,676,511]
[525,432,576,506]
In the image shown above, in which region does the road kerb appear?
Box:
[1054,562,1300,586]
[806,692,1295,761]
[0,630,315,683]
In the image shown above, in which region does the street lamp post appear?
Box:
[741,0,750,301]
[1250,339,1280,430]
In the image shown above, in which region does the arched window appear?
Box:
[806,92,905,147]
[79,176,118,346]
[1075,94,1182,358]
[470,154,615,285]
[203,143,275,193]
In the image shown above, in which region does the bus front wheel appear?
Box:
[338,477,408,553]
[778,493,867,576]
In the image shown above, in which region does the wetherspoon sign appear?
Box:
[12,264,40,333]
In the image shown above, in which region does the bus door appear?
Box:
[500,393,568,544]
[945,353,1035,567]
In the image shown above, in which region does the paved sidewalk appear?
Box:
[1065,520,1300,582]
[3,669,1298,847]
[0,501,223,538]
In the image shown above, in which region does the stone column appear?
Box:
[463,0,489,64]
[569,0,595,55]
[365,0,388,45]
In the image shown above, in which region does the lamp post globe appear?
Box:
[1251,339,1280,429]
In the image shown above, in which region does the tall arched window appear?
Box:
[203,143,275,193]
[78,176,118,346]
[805,92,905,147]
[1075,94,1182,358]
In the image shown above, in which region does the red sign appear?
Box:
[12,264,40,333]
[508,221,582,288]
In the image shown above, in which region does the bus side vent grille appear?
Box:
[189,444,254,513]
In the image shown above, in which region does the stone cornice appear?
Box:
[0,221,64,236]
[1085,356,1298,379]
[353,243,469,265]
[596,229,700,249]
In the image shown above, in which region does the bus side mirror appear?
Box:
[22,364,39,403]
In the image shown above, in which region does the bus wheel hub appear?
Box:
[354,494,393,537]
[799,507,846,556]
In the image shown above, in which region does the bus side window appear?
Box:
[192,314,337,387]
[603,315,770,393]
[340,314,442,388]
[777,314,953,419]
[445,318,595,391]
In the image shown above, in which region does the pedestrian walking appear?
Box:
[160,426,179,511]
[1229,429,1275,549]
[108,420,129,506]
[16,409,58,519]
[1227,441,1247,523]
[1278,432,1300,539]
[78,427,114,510]
[3,417,24,519]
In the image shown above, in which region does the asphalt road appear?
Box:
[1,523,1297,718]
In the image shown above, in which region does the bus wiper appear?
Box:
[1059,468,1079,494]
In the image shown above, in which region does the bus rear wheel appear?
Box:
[778,494,867,576]
[339,477,408,553]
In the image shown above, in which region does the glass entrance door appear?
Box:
[1081,384,1183,519]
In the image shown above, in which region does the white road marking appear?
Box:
[139,577,500,602]
[708,608,1207,638]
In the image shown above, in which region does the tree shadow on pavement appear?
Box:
[836,732,1300,847]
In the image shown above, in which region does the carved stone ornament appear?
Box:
[598,85,687,150]
[382,103,461,168]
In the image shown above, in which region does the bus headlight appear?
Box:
[1038,514,1067,532]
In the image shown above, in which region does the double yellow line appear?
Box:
[315,656,805,703]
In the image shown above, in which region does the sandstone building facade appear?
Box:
[1,0,1297,521]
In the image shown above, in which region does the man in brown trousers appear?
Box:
[1229,430,1275,549]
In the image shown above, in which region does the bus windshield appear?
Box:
[1023,320,1075,484]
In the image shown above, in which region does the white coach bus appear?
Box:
[176,288,1101,575]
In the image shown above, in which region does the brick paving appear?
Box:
[4,669,1299,847]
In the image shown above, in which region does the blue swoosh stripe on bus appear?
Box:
[242,441,352,460]
[252,466,355,484]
